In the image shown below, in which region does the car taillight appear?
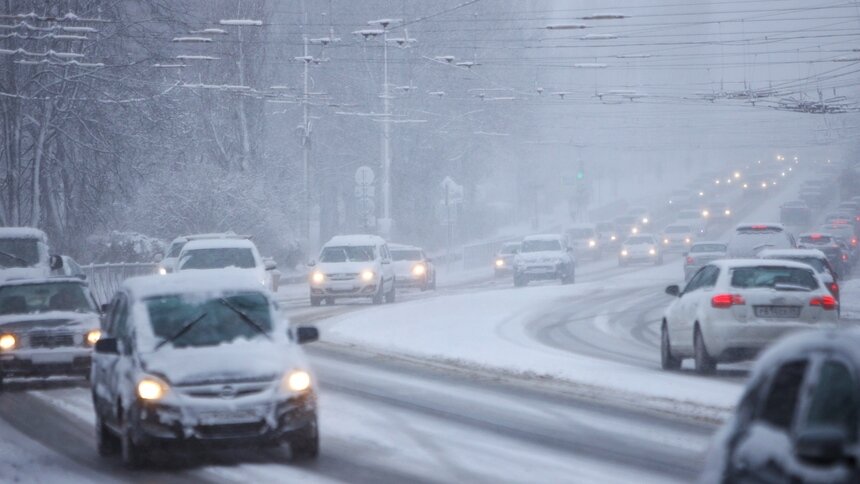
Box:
[810,295,837,310]
[686,256,695,265]
[843,254,849,261]
[828,282,839,297]
[711,293,745,308]
[852,238,858,247]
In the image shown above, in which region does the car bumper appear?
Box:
[516,265,567,279]
[310,282,377,298]
[133,393,317,449]
[703,319,838,360]
[394,274,428,287]
[620,253,659,262]
[0,348,91,377]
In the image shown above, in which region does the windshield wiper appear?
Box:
[217,298,272,341]
[155,312,208,350]
[0,250,29,266]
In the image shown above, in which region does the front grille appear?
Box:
[184,383,269,399]
[195,421,266,439]
[29,333,75,348]
[328,273,358,281]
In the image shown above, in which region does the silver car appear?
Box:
[683,242,727,281]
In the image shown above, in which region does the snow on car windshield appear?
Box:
[146,292,272,349]
[391,250,422,261]
[728,232,792,256]
[799,235,834,245]
[320,245,375,262]
[0,238,40,268]
[179,248,255,270]
[0,282,96,315]
[521,239,561,252]
[730,266,818,290]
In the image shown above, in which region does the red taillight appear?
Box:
[711,293,746,308]
[852,238,858,247]
[810,295,838,311]
[750,225,769,230]
[686,256,695,265]
[810,234,822,240]
[855,216,860,221]
[843,254,849,261]
[829,282,840,297]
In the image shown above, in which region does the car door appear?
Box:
[92,292,126,425]
[667,268,706,349]
[687,265,720,326]
[380,244,394,290]
[728,358,810,483]
[106,293,133,427]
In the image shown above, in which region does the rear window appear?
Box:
[391,250,422,261]
[764,256,825,273]
[0,238,41,268]
[730,266,818,290]
[799,235,834,245]
[728,231,793,257]
[691,244,726,253]
[521,239,562,252]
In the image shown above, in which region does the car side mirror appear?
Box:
[49,255,63,271]
[94,338,119,354]
[295,326,319,344]
[153,253,164,263]
[264,259,277,271]
[665,285,680,297]
[308,260,316,267]
[795,426,848,466]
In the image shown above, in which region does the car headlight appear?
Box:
[158,267,168,276]
[642,217,649,224]
[610,235,617,241]
[0,334,16,351]
[663,238,669,244]
[621,249,629,257]
[649,248,657,255]
[702,210,710,218]
[685,237,691,244]
[85,329,101,346]
[724,209,731,216]
[588,240,596,248]
[311,271,325,284]
[137,376,169,401]
[283,370,312,392]
[495,259,505,267]
[360,269,375,282]
[631,227,639,234]
[412,264,427,276]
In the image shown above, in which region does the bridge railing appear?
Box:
[81,262,159,304]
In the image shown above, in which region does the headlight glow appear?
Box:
[685,238,691,244]
[360,270,375,282]
[311,271,325,284]
[724,209,731,216]
[588,239,596,248]
[284,370,312,392]
[495,259,505,267]
[158,267,168,276]
[702,210,710,218]
[642,217,649,224]
[610,235,617,241]
[663,238,669,244]
[412,264,427,276]
[0,334,16,350]
[137,378,168,401]
[86,330,101,346]
[649,248,657,255]
[631,227,639,234]
[621,249,629,257]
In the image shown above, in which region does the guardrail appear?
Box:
[81,262,159,304]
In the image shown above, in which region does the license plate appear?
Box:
[199,409,260,424]
[755,306,801,318]
[330,281,355,291]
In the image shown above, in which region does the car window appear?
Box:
[758,360,808,430]
[0,282,97,315]
[179,248,255,270]
[391,250,422,261]
[0,238,41,267]
[699,266,720,288]
[684,267,709,293]
[804,360,859,442]
[320,245,374,262]
[731,266,818,290]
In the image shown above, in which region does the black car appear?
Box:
[702,328,860,484]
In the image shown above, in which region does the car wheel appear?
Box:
[324,297,335,306]
[310,296,322,307]
[694,326,717,375]
[96,414,120,457]
[288,416,319,460]
[372,283,384,305]
[385,284,396,303]
[120,412,148,469]
[660,323,682,371]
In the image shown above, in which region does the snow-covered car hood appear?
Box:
[141,340,301,386]
[316,261,379,275]
[0,310,99,332]
[0,266,50,282]
[515,251,566,264]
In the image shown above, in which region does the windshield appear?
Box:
[0,238,40,268]
[731,266,818,290]
[320,245,375,263]
[765,257,825,273]
[179,248,255,270]
[626,236,653,245]
[499,244,520,255]
[664,226,690,234]
[596,223,614,232]
[0,282,96,315]
[691,244,727,253]
[146,292,272,349]
[566,228,594,239]
[391,250,422,261]
[521,239,562,252]
[167,241,186,258]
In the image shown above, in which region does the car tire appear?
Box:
[372,283,384,305]
[324,297,335,306]
[310,297,322,307]
[288,416,319,460]
[694,326,717,375]
[385,284,396,303]
[660,323,682,371]
[120,413,148,469]
[96,414,120,457]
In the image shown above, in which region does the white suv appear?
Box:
[513,234,575,287]
[176,239,276,291]
[661,259,839,374]
[309,235,396,306]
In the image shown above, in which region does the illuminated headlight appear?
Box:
[620,249,629,257]
[684,238,691,244]
[137,377,169,401]
[724,209,731,216]
[588,239,596,248]
[702,210,710,218]
[761,182,768,189]
[360,270,375,282]
[310,271,325,284]
[734,171,741,179]
[283,370,312,392]
[631,227,639,234]
[495,259,505,268]
[781,172,786,177]
[158,267,168,276]
[642,217,649,225]
[610,235,617,241]
[742,183,749,189]
[85,329,101,346]
[698,191,704,197]
[649,248,657,256]
[412,264,427,276]
[663,238,669,245]
[0,334,16,351]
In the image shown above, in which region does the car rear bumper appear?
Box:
[0,349,91,377]
[704,319,838,360]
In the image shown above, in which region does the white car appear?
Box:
[91,271,319,467]
[0,227,52,281]
[565,224,602,260]
[308,235,396,306]
[158,232,247,275]
[513,234,575,287]
[619,234,663,266]
[176,239,276,291]
[660,224,695,252]
[675,209,707,236]
[661,259,840,374]
[389,243,436,291]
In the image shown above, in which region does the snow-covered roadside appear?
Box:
[840,277,860,320]
[321,275,742,423]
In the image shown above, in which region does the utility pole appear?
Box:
[301,34,311,245]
